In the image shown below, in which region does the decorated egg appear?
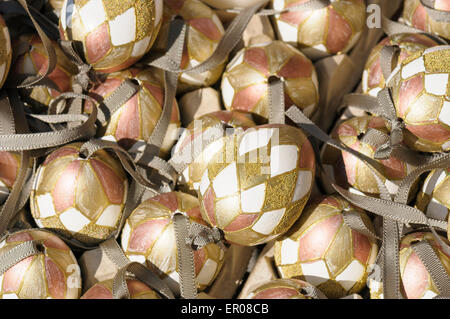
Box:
[369,232,450,299]
[198,124,315,246]
[0,151,21,191]
[415,168,449,239]
[172,110,256,191]
[271,0,366,59]
[154,0,225,92]
[81,278,160,299]
[0,14,11,89]
[244,279,316,299]
[388,46,450,152]
[201,0,263,9]
[402,0,450,40]
[274,195,378,299]
[221,40,319,120]
[59,0,163,73]
[46,0,66,17]
[0,229,81,299]
[322,116,415,196]
[362,33,438,97]
[84,67,180,155]
[12,34,77,112]
[121,191,225,292]
[30,143,128,245]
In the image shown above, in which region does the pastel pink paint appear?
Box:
[0,151,18,188]
[81,284,113,299]
[224,214,259,232]
[89,159,124,204]
[45,257,66,299]
[253,287,299,299]
[398,74,424,118]
[128,219,169,253]
[232,84,267,112]
[298,214,343,261]
[402,251,429,299]
[326,8,352,54]
[86,23,111,64]
[189,18,222,41]
[3,256,33,292]
[52,160,82,212]
[244,48,269,76]
[352,230,371,264]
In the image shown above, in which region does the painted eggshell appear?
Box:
[172,110,256,190]
[0,151,21,190]
[121,191,225,292]
[415,168,450,240]
[271,0,366,59]
[322,115,416,197]
[369,232,450,299]
[30,143,128,245]
[0,229,81,299]
[221,40,319,120]
[12,34,77,112]
[402,0,450,40]
[198,124,315,246]
[81,278,160,299]
[244,278,316,299]
[274,195,378,299]
[59,0,163,73]
[388,46,450,152]
[362,33,438,97]
[0,14,11,89]
[153,0,226,92]
[84,67,180,156]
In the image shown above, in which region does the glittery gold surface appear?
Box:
[423,50,450,73]
[61,0,161,72]
[198,125,315,246]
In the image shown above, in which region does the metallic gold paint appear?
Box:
[11,34,77,112]
[323,116,414,196]
[274,195,378,299]
[59,0,162,72]
[369,232,450,299]
[121,191,225,291]
[198,124,315,246]
[389,47,450,152]
[81,279,160,299]
[402,0,450,40]
[362,33,438,97]
[154,0,226,92]
[271,0,366,59]
[0,14,11,89]
[221,40,319,120]
[30,143,128,245]
[0,229,81,299]
[244,278,315,299]
[84,67,180,156]
[173,111,256,190]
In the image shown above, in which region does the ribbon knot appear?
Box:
[186,223,225,251]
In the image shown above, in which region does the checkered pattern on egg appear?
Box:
[0,229,81,299]
[0,14,11,89]
[173,111,256,191]
[12,34,77,112]
[198,124,315,246]
[153,0,225,91]
[121,191,225,291]
[0,151,21,191]
[388,46,450,153]
[270,0,366,59]
[402,0,450,41]
[84,67,180,155]
[324,116,415,197]
[362,33,438,97]
[245,279,315,299]
[221,40,319,120]
[415,168,450,239]
[59,0,163,73]
[369,232,450,299]
[81,279,160,299]
[30,143,128,245]
[274,195,378,299]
